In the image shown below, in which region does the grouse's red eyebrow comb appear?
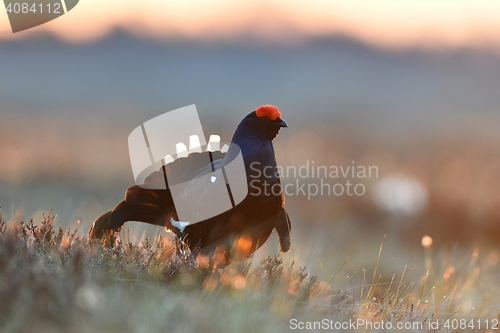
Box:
[256,105,281,121]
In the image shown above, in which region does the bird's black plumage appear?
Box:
[89,108,291,258]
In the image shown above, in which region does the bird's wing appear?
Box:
[166,151,248,226]
[275,207,291,253]
[105,151,227,232]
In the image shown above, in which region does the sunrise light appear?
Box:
[1,0,499,49]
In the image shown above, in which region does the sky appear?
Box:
[1,0,500,49]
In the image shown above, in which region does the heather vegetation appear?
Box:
[1,209,498,333]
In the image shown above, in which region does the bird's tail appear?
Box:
[88,184,177,243]
[88,210,113,242]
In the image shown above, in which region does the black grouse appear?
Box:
[88,105,291,258]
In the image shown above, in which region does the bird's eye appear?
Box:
[261,117,269,122]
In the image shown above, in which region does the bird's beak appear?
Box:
[275,118,288,128]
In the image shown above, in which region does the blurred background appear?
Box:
[1,0,500,285]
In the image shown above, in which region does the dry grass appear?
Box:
[0,209,498,333]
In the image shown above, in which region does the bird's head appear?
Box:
[236,105,288,141]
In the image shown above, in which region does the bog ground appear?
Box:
[0,210,498,333]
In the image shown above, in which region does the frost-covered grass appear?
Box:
[0,210,498,333]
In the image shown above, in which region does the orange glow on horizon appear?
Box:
[1,0,500,49]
